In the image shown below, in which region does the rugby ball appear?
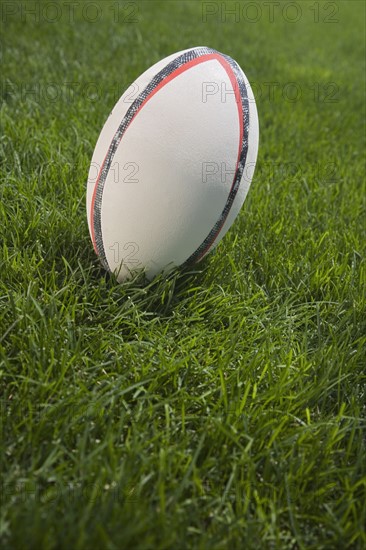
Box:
[86,46,259,281]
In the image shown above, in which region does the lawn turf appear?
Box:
[0,0,365,548]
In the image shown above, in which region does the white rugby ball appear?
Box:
[86,46,259,281]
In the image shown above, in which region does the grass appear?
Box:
[0,0,365,548]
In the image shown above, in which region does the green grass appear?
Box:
[1,0,365,548]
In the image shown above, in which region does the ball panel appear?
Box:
[201,67,259,257]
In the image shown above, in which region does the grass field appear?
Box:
[1,0,365,548]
